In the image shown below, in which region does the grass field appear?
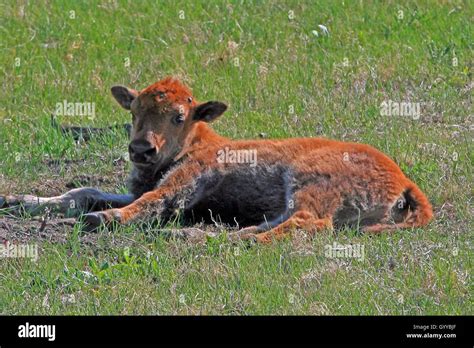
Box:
[0,0,472,315]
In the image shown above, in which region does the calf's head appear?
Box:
[111,77,227,170]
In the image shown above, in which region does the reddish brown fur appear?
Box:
[84,77,433,243]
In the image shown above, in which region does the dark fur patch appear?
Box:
[177,164,292,227]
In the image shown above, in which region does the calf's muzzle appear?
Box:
[128,139,157,164]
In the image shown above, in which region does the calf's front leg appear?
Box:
[0,188,135,216]
[82,163,201,229]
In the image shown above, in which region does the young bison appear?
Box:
[1,77,433,243]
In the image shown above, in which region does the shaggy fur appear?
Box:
[91,77,433,243]
[1,77,433,243]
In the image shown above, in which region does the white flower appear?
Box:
[311,30,319,37]
[318,24,329,35]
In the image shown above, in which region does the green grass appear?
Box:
[0,0,472,315]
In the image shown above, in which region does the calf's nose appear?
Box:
[128,139,157,163]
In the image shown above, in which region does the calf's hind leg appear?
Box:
[0,188,135,216]
[240,211,333,244]
[232,184,338,243]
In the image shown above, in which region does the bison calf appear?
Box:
[1,77,433,243]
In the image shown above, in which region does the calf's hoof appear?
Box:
[81,212,107,232]
[172,228,216,244]
[227,232,258,248]
[239,233,258,244]
[80,209,122,232]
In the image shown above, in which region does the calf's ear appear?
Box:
[193,101,227,122]
[111,86,138,110]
